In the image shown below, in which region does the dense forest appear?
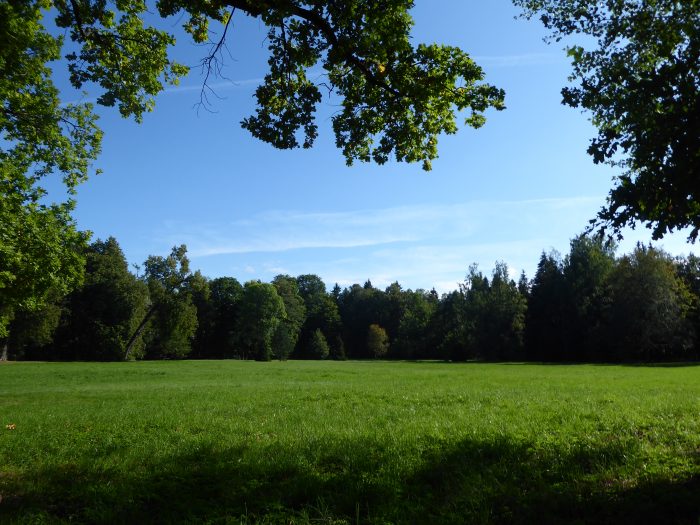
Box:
[4,233,699,364]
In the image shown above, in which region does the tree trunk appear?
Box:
[0,341,8,361]
[124,305,157,360]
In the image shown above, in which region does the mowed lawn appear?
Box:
[0,361,698,524]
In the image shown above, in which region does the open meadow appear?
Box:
[0,361,698,524]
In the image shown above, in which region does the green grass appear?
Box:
[0,360,698,524]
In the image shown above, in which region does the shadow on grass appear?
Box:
[619,361,700,368]
[394,360,700,368]
[496,361,700,368]
[1,436,698,524]
[398,437,699,525]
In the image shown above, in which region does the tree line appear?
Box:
[3,234,700,363]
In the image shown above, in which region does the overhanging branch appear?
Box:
[224,0,401,98]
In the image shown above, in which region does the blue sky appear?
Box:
[54,1,694,292]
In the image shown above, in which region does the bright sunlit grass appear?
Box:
[1,360,698,523]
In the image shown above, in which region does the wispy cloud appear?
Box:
[474,53,565,68]
[60,75,267,107]
[318,238,553,293]
[164,206,430,257]
[153,195,696,293]
[160,195,603,260]
[163,69,328,96]
[163,77,264,95]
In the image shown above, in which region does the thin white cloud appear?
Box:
[60,74,266,107]
[275,238,549,294]
[474,53,566,67]
[172,196,696,294]
[163,77,264,95]
[163,196,603,259]
[351,238,549,289]
[163,69,327,95]
[616,228,695,256]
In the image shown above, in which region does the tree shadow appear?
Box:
[1,435,698,524]
[496,361,700,368]
[394,436,699,524]
[619,361,700,368]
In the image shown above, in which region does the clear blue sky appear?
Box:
[54,1,694,292]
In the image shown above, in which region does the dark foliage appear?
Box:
[2,434,697,524]
[5,234,700,363]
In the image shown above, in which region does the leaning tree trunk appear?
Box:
[124,305,157,360]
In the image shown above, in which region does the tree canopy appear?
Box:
[514,0,700,240]
[0,1,100,337]
[57,238,149,360]
[236,281,286,361]
[53,0,505,171]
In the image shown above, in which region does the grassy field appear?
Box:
[0,360,698,524]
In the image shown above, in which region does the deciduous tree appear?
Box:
[367,323,389,359]
[515,0,700,239]
[57,237,149,360]
[131,245,197,359]
[6,287,64,360]
[202,277,244,358]
[608,245,694,360]
[54,0,504,171]
[0,203,87,348]
[236,281,286,361]
[272,275,307,357]
[295,274,341,358]
[393,289,437,359]
[1,1,101,345]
